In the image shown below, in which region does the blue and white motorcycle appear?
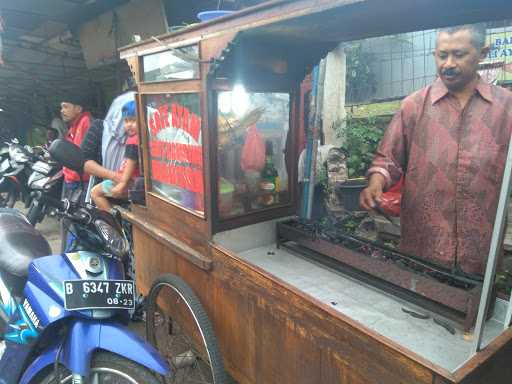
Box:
[0,139,170,383]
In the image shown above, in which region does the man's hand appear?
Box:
[84,160,122,183]
[360,173,386,211]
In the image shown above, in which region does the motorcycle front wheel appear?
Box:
[33,351,161,384]
[0,182,17,208]
[27,200,44,225]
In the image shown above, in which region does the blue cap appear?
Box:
[121,100,136,118]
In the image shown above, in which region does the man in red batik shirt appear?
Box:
[360,24,512,276]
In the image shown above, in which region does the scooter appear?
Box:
[26,147,64,225]
[0,145,13,207]
[0,139,170,383]
[0,139,36,209]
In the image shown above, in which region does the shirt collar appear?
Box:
[431,76,493,105]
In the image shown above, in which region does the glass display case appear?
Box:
[216,90,290,219]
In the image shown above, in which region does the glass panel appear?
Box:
[143,45,199,82]
[144,93,204,215]
[217,89,290,219]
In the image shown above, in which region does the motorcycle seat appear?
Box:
[0,208,51,278]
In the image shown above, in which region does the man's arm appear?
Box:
[84,160,121,183]
[360,108,408,211]
[81,120,121,183]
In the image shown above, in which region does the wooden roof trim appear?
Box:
[119,0,362,59]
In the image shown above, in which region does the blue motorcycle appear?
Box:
[0,139,170,383]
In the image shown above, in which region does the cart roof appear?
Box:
[120,0,511,60]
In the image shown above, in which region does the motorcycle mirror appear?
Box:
[48,139,85,174]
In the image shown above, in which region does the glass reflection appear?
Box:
[217,91,290,219]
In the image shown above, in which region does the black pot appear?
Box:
[335,178,367,211]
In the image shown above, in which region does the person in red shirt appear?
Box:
[61,97,91,189]
[59,95,92,251]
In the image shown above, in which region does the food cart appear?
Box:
[119,1,512,382]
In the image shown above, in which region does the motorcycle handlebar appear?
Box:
[32,192,91,225]
[31,191,71,212]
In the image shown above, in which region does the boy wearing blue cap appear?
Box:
[91,100,140,211]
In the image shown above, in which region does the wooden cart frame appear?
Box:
[119,1,512,383]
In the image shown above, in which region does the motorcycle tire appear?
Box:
[27,200,44,225]
[146,274,228,384]
[0,183,16,208]
[32,351,161,384]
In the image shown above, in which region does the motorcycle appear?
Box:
[25,147,63,225]
[0,145,11,206]
[0,139,170,383]
[0,139,36,209]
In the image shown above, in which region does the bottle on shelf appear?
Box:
[260,141,280,205]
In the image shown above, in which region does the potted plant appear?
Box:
[334,113,386,210]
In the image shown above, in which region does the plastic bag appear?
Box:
[241,124,265,172]
[379,177,403,217]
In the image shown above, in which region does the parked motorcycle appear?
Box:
[0,139,35,209]
[0,144,12,207]
[25,147,63,225]
[0,139,170,383]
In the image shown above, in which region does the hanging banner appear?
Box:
[483,28,512,84]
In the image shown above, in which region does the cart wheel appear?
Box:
[146,274,227,384]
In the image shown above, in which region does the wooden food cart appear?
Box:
[119,1,512,383]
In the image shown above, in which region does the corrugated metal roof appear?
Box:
[0,0,129,136]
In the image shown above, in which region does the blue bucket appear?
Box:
[197,11,234,22]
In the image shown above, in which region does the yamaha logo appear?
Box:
[23,299,41,329]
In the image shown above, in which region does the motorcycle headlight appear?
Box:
[94,219,128,258]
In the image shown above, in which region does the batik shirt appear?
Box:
[368,78,512,275]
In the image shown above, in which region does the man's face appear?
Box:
[124,117,138,137]
[60,102,82,123]
[434,29,488,92]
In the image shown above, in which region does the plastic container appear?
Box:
[336,178,367,211]
[197,11,234,22]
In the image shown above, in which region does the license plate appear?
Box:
[63,280,135,311]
